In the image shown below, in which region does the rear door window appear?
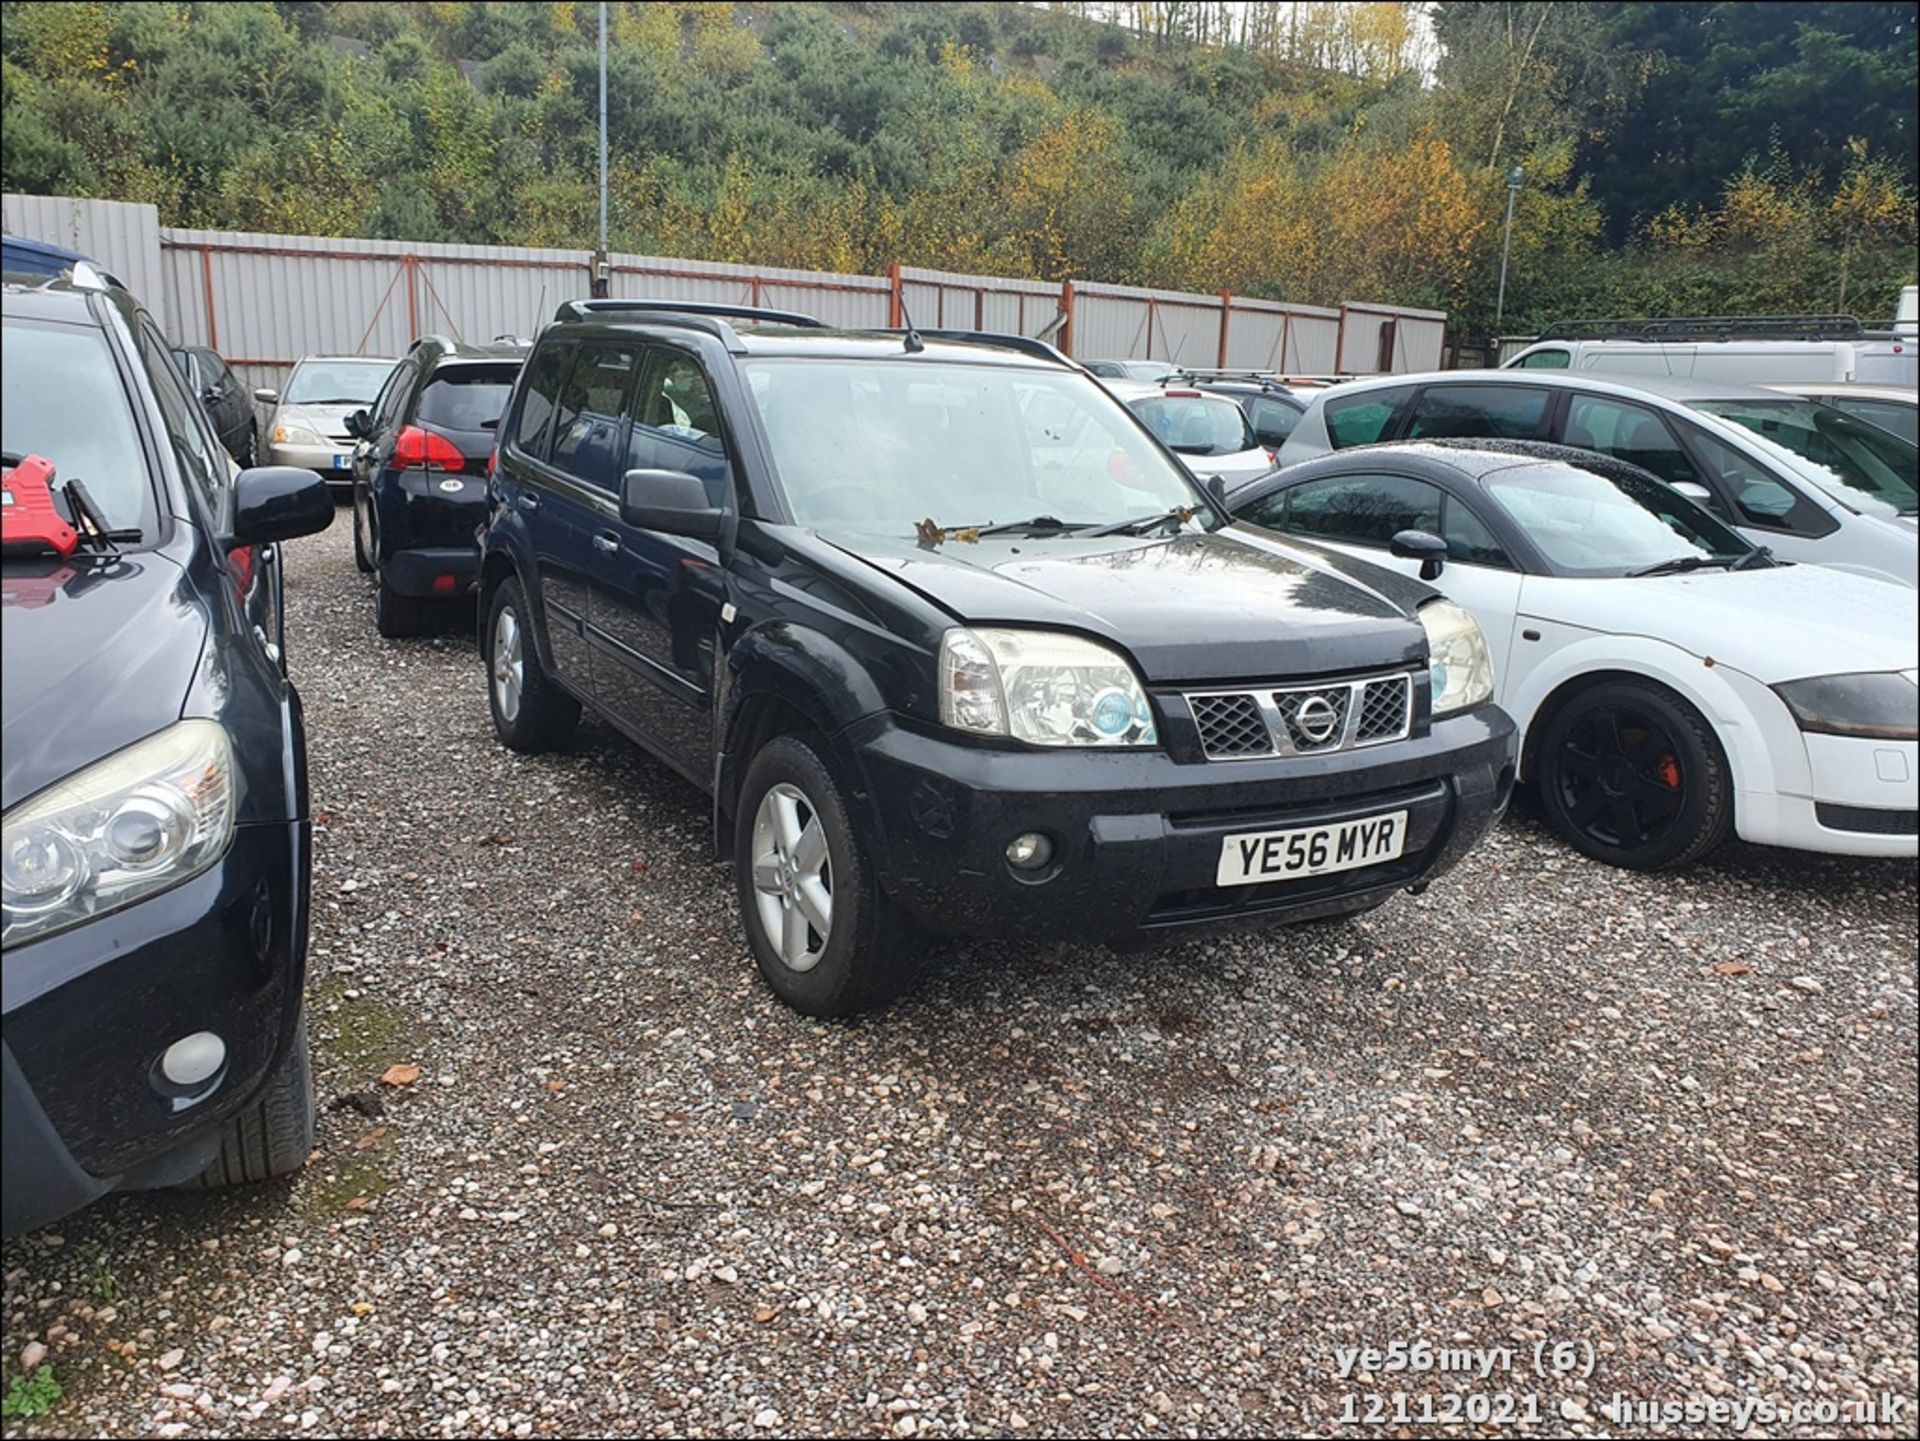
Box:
[1560,393,1701,487]
[1405,384,1551,441]
[551,343,640,491]
[508,343,573,462]
[416,363,520,434]
[1323,386,1413,449]
[1282,474,1443,548]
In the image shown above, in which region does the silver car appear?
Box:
[258,356,398,489]
[1278,369,1918,587]
[1112,381,1278,486]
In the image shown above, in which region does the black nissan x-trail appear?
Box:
[2,270,334,1233]
[480,301,1517,1017]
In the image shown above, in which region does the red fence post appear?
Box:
[1217,291,1231,369]
[405,254,419,341]
[1060,280,1075,357]
[888,262,903,328]
[201,247,218,350]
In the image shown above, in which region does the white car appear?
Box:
[257,355,399,490]
[1277,369,1918,587]
[1108,381,1277,485]
[1227,441,1918,868]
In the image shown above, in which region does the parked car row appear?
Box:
[4,258,1914,1236]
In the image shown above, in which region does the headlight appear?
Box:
[2,720,237,948]
[1420,600,1494,716]
[939,627,1157,747]
[273,423,323,446]
[1772,672,1918,740]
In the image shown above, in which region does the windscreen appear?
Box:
[1692,398,1918,516]
[417,363,520,433]
[284,360,395,406]
[742,358,1205,534]
[1129,394,1255,456]
[1483,461,1752,578]
[2,318,154,536]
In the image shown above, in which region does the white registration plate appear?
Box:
[333,453,351,470]
[1215,809,1409,887]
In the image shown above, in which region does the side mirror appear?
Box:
[231,466,335,546]
[202,386,222,406]
[1671,480,1715,505]
[620,468,723,541]
[343,409,370,439]
[253,387,279,405]
[1205,474,1229,509]
[1390,527,1449,581]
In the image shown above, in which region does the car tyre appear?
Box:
[186,1012,314,1188]
[351,487,373,575]
[1536,677,1732,871]
[485,577,578,751]
[374,575,424,638]
[734,734,914,1018]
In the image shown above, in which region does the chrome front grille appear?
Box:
[1187,673,1415,760]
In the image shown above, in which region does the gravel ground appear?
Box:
[4,513,1916,1439]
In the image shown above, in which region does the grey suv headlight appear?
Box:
[1420,600,1494,716]
[2,720,237,948]
[939,628,1157,747]
[1772,672,1918,740]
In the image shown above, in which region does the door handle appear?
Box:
[593,531,620,554]
[515,492,541,513]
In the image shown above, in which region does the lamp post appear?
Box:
[592,0,610,299]
[1492,164,1524,337]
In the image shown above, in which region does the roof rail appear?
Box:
[554,298,827,329]
[1538,314,1867,343]
[886,329,1073,366]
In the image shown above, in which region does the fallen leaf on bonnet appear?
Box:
[379,1063,422,1087]
[914,517,944,547]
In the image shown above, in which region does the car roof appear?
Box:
[294,354,398,365]
[1763,381,1917,401]
[724,325,1063,369]
[1316,367,1797,405]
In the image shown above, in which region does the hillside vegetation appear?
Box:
[2,1,1914,338]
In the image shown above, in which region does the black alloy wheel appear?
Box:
[1536,677,1732,871]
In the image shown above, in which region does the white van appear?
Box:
[1505,318,1917,388]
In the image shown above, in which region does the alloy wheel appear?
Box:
[492,605,524,723]
[750,782,833,972]
[1555,703,1686,851]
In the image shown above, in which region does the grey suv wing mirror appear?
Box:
[253,387,279,404]
[620,469,723,541]
[1671,481,1715,505]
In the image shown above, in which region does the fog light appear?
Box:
[1006,832,1053,870]
[161,1031,226,1087]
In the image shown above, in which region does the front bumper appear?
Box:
[843,704,1516,942]
[1737,734,1918,857]
[1,817,309,1235]
[268,439,355,487]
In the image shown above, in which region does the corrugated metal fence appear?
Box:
[6,193,1447,397]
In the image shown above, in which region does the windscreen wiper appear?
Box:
[974,515,1087,537]
[1731,545,1776,570]
[1626,555,1733,578]
[64,479,140,553]
[1081,505,1201,538]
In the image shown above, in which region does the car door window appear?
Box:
[1441,496,1512,568]
[1323,386,1413,449]
[372,359,416,435]
[1561,393,1701,487]
[629,351,733,506]
[1513,347,1570,369]
[508,343,571,462]
[1405,385,1550,441]
[1236,489,1290,531]
[1282,474,1443,548]
[1247,396,1301,448]
[552,342,640,490]
[1682,427,1814,530]
[138,318,231,528]
[1832,397,1918,446]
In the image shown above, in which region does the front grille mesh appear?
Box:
[1187,673,1414,760]
[1189,693,1271,757]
